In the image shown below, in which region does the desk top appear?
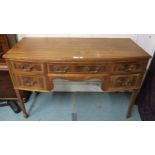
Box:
[3,38,151,62]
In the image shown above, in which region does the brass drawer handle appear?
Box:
[119,65,136,72]
[19,64,35,72]
[23,77,37,86]
[116,79,132,86]
[25,65,35,72]
[122,80,132,86]
[88,67,100,73]
[54,66,69,73]
[127,65,136,71]
[24,81,37,86]
[19,64,25,69]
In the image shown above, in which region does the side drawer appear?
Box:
[14,75,46,90]
[11,61,44,74]
[110,61,147,74]
[107,74,142,90]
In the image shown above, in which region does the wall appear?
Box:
[136,34,155,56]
[17,34,155,92]
[18,34,137,40]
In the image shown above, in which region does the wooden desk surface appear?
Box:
[3,38,150,61]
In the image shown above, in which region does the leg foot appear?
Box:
[126,90,138,118]
[24,113,29,118]
[15,89,29,118]
[126,113,131,118]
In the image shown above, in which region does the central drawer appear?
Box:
[47,63,107,74]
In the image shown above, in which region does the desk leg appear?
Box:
[126,89,138,118]
[15,89,28,118]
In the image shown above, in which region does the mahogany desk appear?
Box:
[3,38,151,118]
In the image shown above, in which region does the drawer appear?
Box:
[108,74,141,89]
[11,61,44,73]
[47,64,106,74]
[15,75,46,89]
[111,61,147,74]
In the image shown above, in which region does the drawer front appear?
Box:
[47,64,106,74]
[12,61,44,73]
[108,74,141,89]
[111,61,147,74]
[15,75,45,89]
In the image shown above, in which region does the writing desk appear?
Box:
[3,38,151,118]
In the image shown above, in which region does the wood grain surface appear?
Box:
[3,38,151,61]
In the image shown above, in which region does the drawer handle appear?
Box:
[120,65,136,72]
[19,64,25,69]
[25,65,35,72]
[55,66,69,73]
[23,77,37,86]
[116,79,132,86]
[24,81,37,86]
[19,64,35,72]
[88,67,100,73]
